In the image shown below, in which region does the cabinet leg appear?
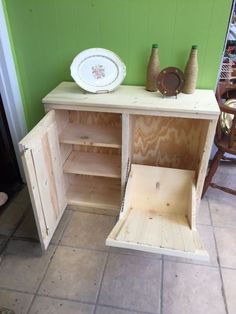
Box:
[201,150,224,198]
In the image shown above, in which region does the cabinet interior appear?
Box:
[54,110,210,221]
[55,109,122,215]
[130,114,210,181]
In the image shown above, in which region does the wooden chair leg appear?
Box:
[201,150,224,198]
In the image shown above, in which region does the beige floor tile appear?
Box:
[13,208,71,245]
[96,306,139,314]
[50,210,72,245]
[214,163,236,177]
[0,289,34,314]
[208,188,236,228]
[99,253,161,313]
[163,261,226,314]
[164,224,218,266]
[61,212,116,250]
[0,202,28,236]
[29,296,94,314]
[0,240,56,293]
[222,268,236,314]
[39,246,107,302]
[214,227,236,268]
[197,197,211,225]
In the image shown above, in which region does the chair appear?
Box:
[202,82,236,197]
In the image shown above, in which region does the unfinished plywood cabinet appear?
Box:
[19,82,219,260]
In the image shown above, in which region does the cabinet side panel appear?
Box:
[131,115,204,170]
[195,119,217,204]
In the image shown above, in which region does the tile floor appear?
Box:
[0,163,235,314]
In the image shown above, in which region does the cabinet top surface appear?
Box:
[43,82,219,118]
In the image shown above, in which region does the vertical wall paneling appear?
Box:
[3,0,232,129]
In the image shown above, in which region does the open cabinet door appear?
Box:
[107,164,209,261]
[19,110,67,250]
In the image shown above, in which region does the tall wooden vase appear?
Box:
[183,45,198,94]
[146,44,160,92]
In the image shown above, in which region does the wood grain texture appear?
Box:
[19,110,67,250]
[43,83,219,119]
[73,144,121,156]
[131,115,206,170]
[122,164,195,215]
[68,110,121,127]
[60,123,121,148]
[67,174,120,212]
[106,164,208,260]
[63,150,121,178]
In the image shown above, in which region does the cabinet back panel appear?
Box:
[68,111,121,127]
[55,110,69,134]
[131,115,206,171]
[73,144,121,156]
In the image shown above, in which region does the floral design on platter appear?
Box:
[92,64,105,79]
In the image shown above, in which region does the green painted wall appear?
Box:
[3,0,232,129]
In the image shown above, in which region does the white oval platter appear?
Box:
[70,48,126,93]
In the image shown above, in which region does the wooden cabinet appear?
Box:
[19,82,219,260]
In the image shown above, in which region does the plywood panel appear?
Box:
[131,115,206,170]
[68,111,121,127]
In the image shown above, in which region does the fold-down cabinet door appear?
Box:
[106,164,209,261]
[19,110,67,250]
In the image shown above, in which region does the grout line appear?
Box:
[34,293,96,307]
[0,206,30,265]
[26,244,58,314]
[221,265,236,271]
[93,251,110,314]
[57,242,110,254]
[208,224,236,230]
[51,209,73,246]
[96,303,158,314]
[37,291,154,314]
[26,210,73,313]
[207,198,229,314]
[163,256,218,269]
[0,286,35,296]
[160,255,164,314]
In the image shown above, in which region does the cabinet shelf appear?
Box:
[67,176,120,214]
[60,123,121,148]
[64,151,121,178]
